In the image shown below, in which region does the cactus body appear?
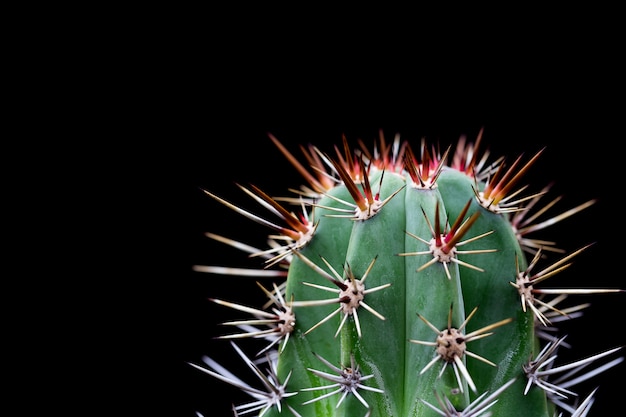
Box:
[192,131,623,417]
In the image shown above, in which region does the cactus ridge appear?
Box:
[191,130,624,417]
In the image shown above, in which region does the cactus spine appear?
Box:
[191,129,624,417]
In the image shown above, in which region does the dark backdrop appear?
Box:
[35,7,624,417]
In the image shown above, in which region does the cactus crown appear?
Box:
[191,129,624,417]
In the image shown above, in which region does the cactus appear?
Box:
[190,129,624,416]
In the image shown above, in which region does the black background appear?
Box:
[23,7,626,417]
[138,17,624,417]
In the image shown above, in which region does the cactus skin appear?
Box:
[192,130,624,417]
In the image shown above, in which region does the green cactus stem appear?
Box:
[191,130,624,417]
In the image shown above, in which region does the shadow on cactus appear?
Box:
[190,129,624,417]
